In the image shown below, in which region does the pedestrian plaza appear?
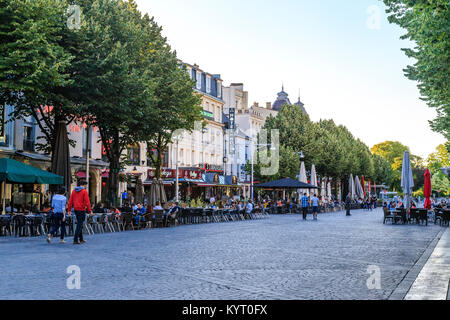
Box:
[0,208,446,300]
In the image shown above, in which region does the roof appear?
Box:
[272,89,292,111]
[255,178,319,189]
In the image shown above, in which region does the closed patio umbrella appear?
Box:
[135,178,143,204]
[51,120,72,193]
[327,179,332,201]
[424,169,431,210]
[148,178,158,206]
[349,174,355,200]
[321,179,326,200]
[355,176,364,199]
[361,176,366,198]
[401,151,414,210]
[298,161,308,198]
[310,164,318,196]
[158,179,167,205]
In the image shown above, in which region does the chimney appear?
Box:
[254,102,259,108]
[266,102,271,109]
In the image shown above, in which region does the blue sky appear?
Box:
[135,0,446,158]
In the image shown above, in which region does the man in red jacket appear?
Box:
[68,180,92,245]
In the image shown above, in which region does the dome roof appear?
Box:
[272,86,291,111]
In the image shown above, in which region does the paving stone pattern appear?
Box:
[0,208,443,300]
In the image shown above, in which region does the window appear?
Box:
[127,143,140,166]
[186,66,192,79]
[217,81,222,97]
[82,126,92,158]
[206,75,211,93]
[23,125,34,152]
[196,71,202,90]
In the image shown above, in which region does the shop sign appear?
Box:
[184,170,201,180]
[148,168,175,179]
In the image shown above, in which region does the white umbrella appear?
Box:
[321,179,327,201]
[349,174,356,200]
[401,151,414,209]
[310,164,318,197]
[355,176,364,199]
[327,179,332,202]
[298,161,308,198]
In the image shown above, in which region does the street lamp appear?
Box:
[174,136,180,203]
[202,128,208,166]
[250,141,276,202]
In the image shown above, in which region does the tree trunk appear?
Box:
[107,132,121,207]
[154,135,164,179]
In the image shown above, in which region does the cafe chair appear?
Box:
[383,207,394,224]
[152,210,165,228]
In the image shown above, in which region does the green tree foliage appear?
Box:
[140,62,203,179]
[383,0,450,139]
[67,0,164,205]
[431,171,450,196]
[372,154,394,186]
[248,103,379,198]
[426,143,450,174]
[372,141,426,191]
[0,0,76,153]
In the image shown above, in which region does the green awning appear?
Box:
[0,158,63,185]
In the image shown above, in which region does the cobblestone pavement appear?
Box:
[0,208,444,300]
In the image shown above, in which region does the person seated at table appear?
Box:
[411,201,417,209]
[166,202,181,225]
[134,203,146,225]
[93,203,104,214]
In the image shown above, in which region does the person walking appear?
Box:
[246,200,254,216]
[68,180,92,245]
[311,194,319,220]
[46,187,68,244]
[345,193,352,216]
[301,193,309,221]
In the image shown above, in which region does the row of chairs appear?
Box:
[383,207,450,226]
[0,215,46,237]
[178,208,267,225]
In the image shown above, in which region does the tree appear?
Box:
[372,154,394,186]
[246,145,300,183]
[69,0,158,205]
[139,60,202,179]
[427,143,450,174]
[431,171,450,196]
[249,103,376,199]
[0,0,77,161]
[371,141,409,164]
[383,0,450,139]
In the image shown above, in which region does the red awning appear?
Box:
[76,171,86,178]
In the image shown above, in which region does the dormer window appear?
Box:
[196,71,202,90]
[206,75,211,94]
[217,81,222,98]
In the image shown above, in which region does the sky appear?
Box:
[135,0,446,159]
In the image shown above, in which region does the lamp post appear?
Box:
[174,137,180,203]
[297,151,305,203]
[202,128,208,166]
